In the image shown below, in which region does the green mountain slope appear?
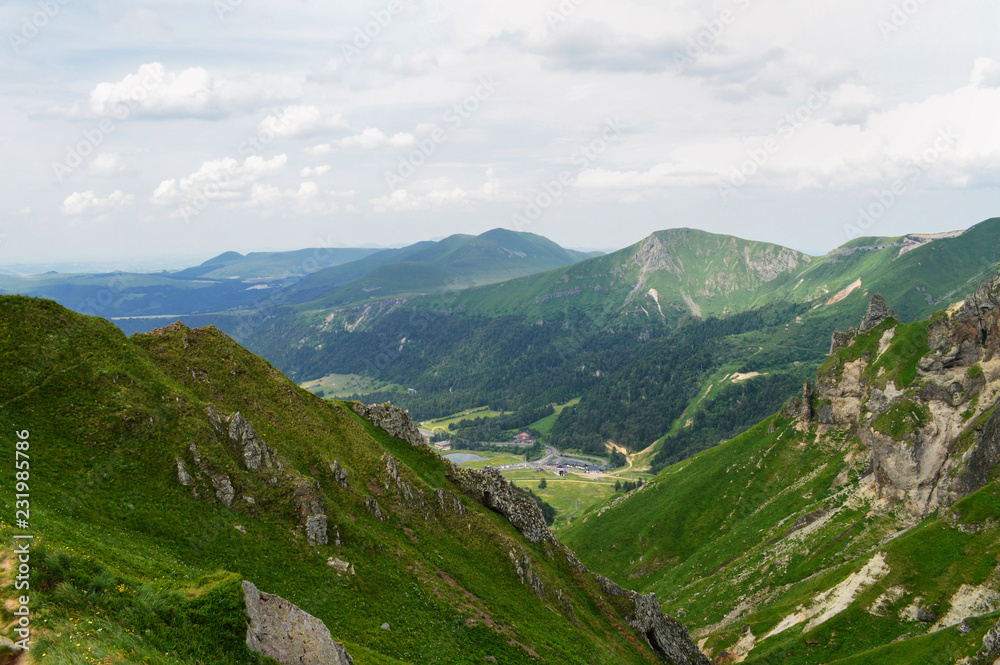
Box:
[239,219,1000,462]
[0,296,705,665]
[172,247,380,280]
[284,228,601,308]
[0,246,379,321]
[560,273,1000,664]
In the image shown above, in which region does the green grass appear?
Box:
[0,295,670,665]
[421,407,506,433]
[528,398,580,441]
[300,372,395,398]
[501,470,618,529]
[439,449,525,469]
[872,399,932,441]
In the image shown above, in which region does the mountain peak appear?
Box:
[859,293,900,333]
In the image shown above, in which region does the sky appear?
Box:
[2,0,1000,269]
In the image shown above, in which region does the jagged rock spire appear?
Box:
[859,294,900,333]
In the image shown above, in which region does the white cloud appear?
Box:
[574,64,1000,198]
[371,169,514,212]
[89,153,131,176]
[971,57,1000,89]
[300,165,332,177]
[247,181,355,214]
[257,105,349,139]
[337,128,416,150]
[61,190,133,215]
[150,155,289,205]
[576,163,720,191]
[825,84,885,126]
[83,62,301,119]
[305,144,333,156]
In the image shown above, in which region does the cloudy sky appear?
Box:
[2,0,1000,269]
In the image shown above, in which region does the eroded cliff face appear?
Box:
[802,274,1000,517]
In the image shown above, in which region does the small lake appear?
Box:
[444,453,488,464]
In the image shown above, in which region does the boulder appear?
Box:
[242,580,353,665]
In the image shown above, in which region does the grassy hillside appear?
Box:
[173,247,380,280]
[243,218,1000,464]
[561,278,1000,664]
[0,296,683,665]
[284,228,600,308]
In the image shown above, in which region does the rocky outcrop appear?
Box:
[228,412,280,470]
[242,580,353,665]
[830,293,899,352]
[177,409,329,543]
[859,294,899,333]
[365,496,387,521]
[351,402,426,446]
[808,278,1000,517]
[595,575,711,665]
[329,459,349,488]
[508,547,545,599]
[176,457,194,485]
[976,615,1000,662]
[449,466,555,545]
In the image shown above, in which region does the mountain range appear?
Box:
[228,218,1000,466]
[4,221,1000,663]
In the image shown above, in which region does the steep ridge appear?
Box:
[0,296,705,665]
[562,271,1000,664]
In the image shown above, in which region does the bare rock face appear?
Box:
[449,466,555,545]
[242,580,353,665]
[594,575,711,665]
[178,409,328,543]
[830,294,900,353]
[176,457,194,485]
[293,482,328,545]
[210,472,236,508]
[351,402,426,446]
[329,459,349,488]
[977,615,1000,662]
[809,275,1000,517]
[508,547,545,599]
[859,294,900,333]
[228,412,279,470]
